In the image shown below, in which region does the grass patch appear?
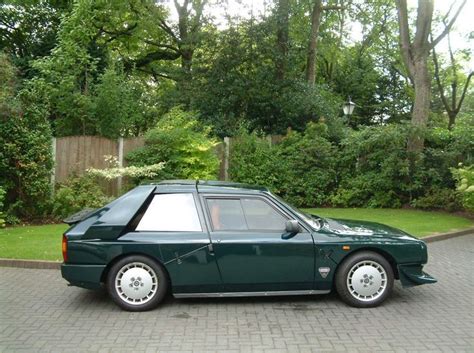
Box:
[0,224,68,261]
[304,208,474,237]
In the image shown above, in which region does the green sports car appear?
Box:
[61,180,436,311]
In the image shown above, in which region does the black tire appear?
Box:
[106,255,168,311]
[335,251,394,308]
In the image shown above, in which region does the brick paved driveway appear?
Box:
[1,235,473,353]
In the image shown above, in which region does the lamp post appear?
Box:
[342,96,356,117]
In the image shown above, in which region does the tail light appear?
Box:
[62,234,68,262]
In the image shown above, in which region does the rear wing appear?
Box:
[63,208,98,225]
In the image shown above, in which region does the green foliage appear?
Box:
[332,125,410,208]
[410,188,462,212]
[230,122,472,211]
[274,123,337,206]
[52,175,112,219]
[0,186,5,228]
[0,53,53,221]
[28,0,160,138]
[127,107,219,180]
[189,22,342,136]
[0,0,70,79]
[228,130,279,187]
[452,165,474,212]
[229,122,337,207]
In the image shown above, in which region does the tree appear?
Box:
[276,0,289,80]
[432,29,472,129]
[126,107,219,180]
[0,0,71,78]
[305,0,342,85]
[0,53,53,220]
[395,0,466,152]
[28,1,163,137]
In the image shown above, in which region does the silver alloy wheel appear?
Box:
[115,262,158,305]
[346,260,387,302]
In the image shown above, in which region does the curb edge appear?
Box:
[421,227,474,243]
[0,258,60,270]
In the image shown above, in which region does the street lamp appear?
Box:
[342,96,356,116]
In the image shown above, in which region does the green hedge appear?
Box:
[229,121,470,210]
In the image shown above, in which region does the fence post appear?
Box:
[117,137,124,192]
[51,137,56,196]
[224,136,230,181]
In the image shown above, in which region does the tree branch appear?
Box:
[137,67,175,82]
[431,41,451,114]
[456,72,473,112]
[395,0,414,79]
[158,19,179,43]
[141,39,180,52]
[132,49,181,68]
[430,0,467,49]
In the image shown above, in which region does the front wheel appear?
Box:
[106,255,168,311]
[335,251,394,308]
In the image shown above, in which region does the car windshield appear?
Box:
[267,192,322,230]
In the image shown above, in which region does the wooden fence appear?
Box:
[51,135,282,195]
[52,136,144,194]
[52,135,282,195]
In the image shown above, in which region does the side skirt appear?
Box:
[173,289,330,298]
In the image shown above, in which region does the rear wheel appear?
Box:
[335,251,394,308]
[106,255,168,311]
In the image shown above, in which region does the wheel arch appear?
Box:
[100,252,172,285]
[335,247,399,280]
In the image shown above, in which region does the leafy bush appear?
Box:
[228,129,279,187]
[331,125,411,208]
[275,123,337,206]
[52,175,112,219]
[229,122,337,207]
[0,53,53,220]
[411,188,462,212]
[452,165,474,212]
[127,107,219,181]
[0,186,5,227]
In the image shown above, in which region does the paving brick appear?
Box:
[0,235,473,352]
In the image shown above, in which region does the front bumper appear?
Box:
[61,263,106,290]
[398,264,437,287]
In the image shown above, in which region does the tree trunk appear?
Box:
[408,57,431,152]
[305,0,322,85]
[396,0,466,152]
[276,0,289,80]
[448,112,456,130]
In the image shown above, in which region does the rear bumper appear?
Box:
[61,263,106,290]
[398,264,437,287]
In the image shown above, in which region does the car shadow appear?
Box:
[67,281,423,312]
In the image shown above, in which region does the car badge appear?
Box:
[318,267,331,278]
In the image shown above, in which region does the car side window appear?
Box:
[241,198,287,230]
[136,193,202,232]
[207,199,247,231]
[206,197,287,231]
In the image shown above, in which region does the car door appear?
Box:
[123,192,222,293]
[202,195,315,293]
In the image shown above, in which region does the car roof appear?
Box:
[146,180,269,194]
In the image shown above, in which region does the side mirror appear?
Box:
[285,220,300,233]
[283,220,300,239]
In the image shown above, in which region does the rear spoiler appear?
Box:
[63,208,98,225]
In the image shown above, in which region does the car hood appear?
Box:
[322,217,415,239]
